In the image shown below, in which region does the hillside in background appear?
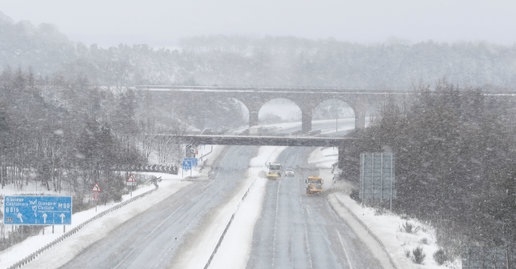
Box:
[1,11,515,90]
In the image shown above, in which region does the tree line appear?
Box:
[0,69,195,250]
[2,12,516,90]
[339,81,515,257]
[0,69,150,204]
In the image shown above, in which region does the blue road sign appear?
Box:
[182,157,198,170]
[3,196,72,225]
[182,159,192,170]
[185,157,198,167]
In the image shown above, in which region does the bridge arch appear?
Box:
[245,96,319,133]
[258,98,302,131]
[239,96,369,133]
[312,99,355,133]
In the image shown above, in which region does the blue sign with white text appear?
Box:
[182,157,198,170]
[185,157,198,167]
[182,160,192,170]
[3,196,72,225]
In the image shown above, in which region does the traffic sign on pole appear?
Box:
[92,183,101,201]
[360,152,396,209]
[182,159,192,170]
[92,183,101,192]
[3,196,72,225]
[185,157,197,167]
[126,174,137,186]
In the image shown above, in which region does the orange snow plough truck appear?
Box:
[266,162,282,180]
[305,176,323,194]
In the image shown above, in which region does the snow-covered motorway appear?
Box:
[57,146,260,269]
[48,145,385,269]
[12,118,394,268]
[12,118,390,268]
[248,146,383,269]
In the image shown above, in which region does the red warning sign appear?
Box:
[92,183,101,192]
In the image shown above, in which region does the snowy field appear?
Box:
[0,144,460,269]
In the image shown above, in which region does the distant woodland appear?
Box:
[1,12,516,90]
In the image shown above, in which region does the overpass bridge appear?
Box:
[151,133,354,167]
[156,134,353,147]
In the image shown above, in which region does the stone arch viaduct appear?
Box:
[136,85,409,132]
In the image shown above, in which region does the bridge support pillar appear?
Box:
[301,109,312,133]
[353,96,370,130]
[338,145,345,169]
[355,109,366,129]
[248,109,259,128]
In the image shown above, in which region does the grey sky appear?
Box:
[1,0,516,47]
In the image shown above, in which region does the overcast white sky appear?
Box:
[1,0,516,47]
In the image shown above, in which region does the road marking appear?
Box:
[302,203,314,269]
[303,221,314,269]
[271,179,281,268]
[337,230,354,269]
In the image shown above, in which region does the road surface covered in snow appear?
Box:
[1,125,460,268]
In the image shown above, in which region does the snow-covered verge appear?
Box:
[309,147,462,269]
[0,145,224,269]
[0,172,190,269]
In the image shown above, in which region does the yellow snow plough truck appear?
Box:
[266,162,282,180]
[305,176,323,194]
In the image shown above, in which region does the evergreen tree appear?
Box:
[340,82,515,251]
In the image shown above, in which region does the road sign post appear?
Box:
[127,174,137,197]
[182,157,198,177]
[3,196,72,227]
[92,183,101,212]
[360,152,396,210]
